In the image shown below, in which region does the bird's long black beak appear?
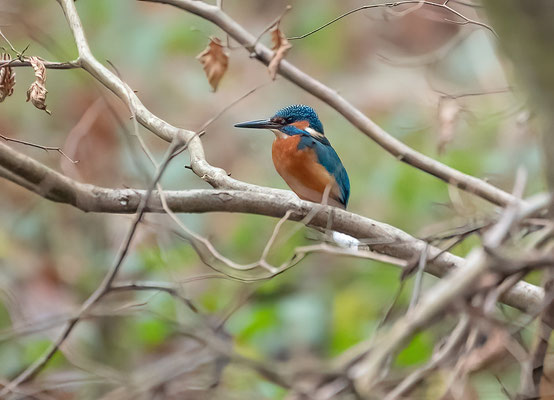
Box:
[234,119,282,130]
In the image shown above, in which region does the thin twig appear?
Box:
[0,133,78,163]
[435,87,512,100]
[261,210,293,261]
[252,5,292,47]
[350,168,532,395]
[383,314,470,400]
[195,82,270,134]
[517,263,554,398]
[287,1,496,40]
[146,0,519,209]
[109,281,198,313]
[0,58,81,69]
[409,243,429,310]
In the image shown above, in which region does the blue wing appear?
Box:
[298,135,350,207]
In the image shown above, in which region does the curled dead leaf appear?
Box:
[26,56,51,115]
[268,26,292,80]
[437,97,460,155]
[0,53,15,102]
[196,37,228,91]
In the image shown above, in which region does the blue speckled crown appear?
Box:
[273,105,324,134]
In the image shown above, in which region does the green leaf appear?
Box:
[136,318,171,347]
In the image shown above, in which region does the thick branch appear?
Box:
[143,0,520,208]
[0,140,544,314]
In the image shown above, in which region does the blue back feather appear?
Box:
[298,136,350,207]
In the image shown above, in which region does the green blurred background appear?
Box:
[0,0,546,398]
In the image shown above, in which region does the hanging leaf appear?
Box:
[26,56,50,115]
[196,37,228,91]
[0,53,16,102]
[268,26,292,80]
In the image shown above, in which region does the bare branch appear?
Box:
[350,172,539,395]
[0,133,78,163]
[142,0,520,209]
[383,314,471,400]
[0,139,546,313]
[109,281,198,313]
[0,58,81,69]
[286,1,496,41]
[0,137,186,395]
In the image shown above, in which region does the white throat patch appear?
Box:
[271,129,289,139]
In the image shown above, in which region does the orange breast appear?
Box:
[272,136,342,207]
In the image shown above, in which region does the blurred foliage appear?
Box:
[0,0,548,398]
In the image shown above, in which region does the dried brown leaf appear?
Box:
[268,26,292,80]
[26,56,50,114]
[437,98,460,155]
[0,53,15,102]
[196,37,228,91]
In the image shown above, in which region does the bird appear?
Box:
[235,105,350,209]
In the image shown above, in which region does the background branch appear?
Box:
[143,0,520,208]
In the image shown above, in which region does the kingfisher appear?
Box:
[235,105,350,209]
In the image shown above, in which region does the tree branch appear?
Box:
[0,133,78,163]
[0,140,546,314]
[286,1,496,41]
[141,0,520,209]
[350,170,536,395]
[0,137,187,396]
[0,58,81,69]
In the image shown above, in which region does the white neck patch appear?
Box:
[306,127,325,139]
[271,127,324,140]
[272,129,289,139]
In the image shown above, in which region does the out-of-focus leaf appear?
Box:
[268,26,292,80]
[196,37,228,91]
[331,288,375,354]
[0,344,22,376]
[395,332,433,367]
[136,317,172,347]
[230,304,278,343]
[139,243,197,272]
[23,339,64,368]
[278,293,327,347]
[437,98,460,155]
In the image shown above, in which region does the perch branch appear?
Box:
[0,140,546,314]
